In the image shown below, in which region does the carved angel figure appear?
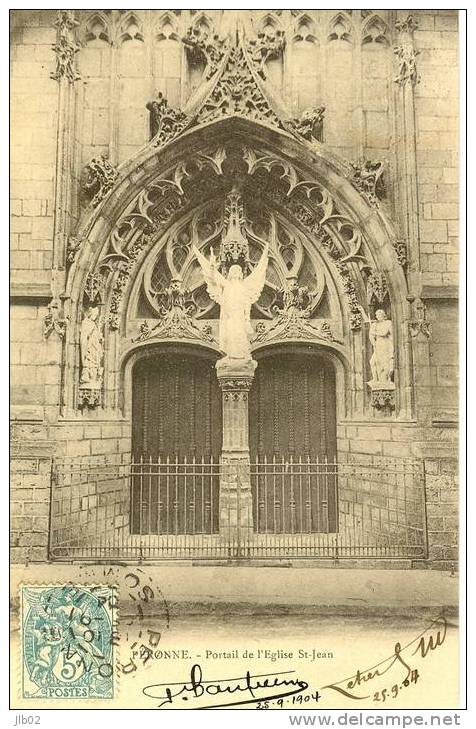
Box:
[192,243,269,361]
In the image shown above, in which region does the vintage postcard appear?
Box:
[10,6,462,716]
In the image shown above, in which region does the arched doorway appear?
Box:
[249,350,338,533]
[131,350,222,534]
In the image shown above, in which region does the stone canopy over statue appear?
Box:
[192,187,269,363]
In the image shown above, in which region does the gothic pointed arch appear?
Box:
[81,11,112,45]
[117,11,144,44]
[67,22,410,420]
[327,13,353,43]
[361,14,390,46]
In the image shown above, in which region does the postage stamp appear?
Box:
[21,584,117,700]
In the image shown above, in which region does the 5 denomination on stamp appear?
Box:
[21,584,117,700]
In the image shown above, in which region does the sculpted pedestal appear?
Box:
[216,357,257,537]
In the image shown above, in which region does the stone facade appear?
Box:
[10,10,459,569]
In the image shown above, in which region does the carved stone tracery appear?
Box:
[243,146,374,330]
[67,12,409,417]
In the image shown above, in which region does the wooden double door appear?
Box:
[131,350,337,535]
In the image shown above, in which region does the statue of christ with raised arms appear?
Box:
[192,243,269,362]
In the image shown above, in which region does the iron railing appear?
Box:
[49,456,427,561]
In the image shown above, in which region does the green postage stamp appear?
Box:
[21,584,117,699]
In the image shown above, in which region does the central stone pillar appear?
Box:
[215,357,257,536]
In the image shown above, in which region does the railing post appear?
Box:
[215,357,257,541]
[48,459,58,560]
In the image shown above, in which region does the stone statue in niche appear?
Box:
[192,243,269,361]
[367,309,395,389]
[79,305,103,406]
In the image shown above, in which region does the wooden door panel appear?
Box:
[131,353,221,534]
[132,354,222,460]
[249,352,337,533]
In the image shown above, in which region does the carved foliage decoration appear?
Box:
[366,271,389,306]
[350,159,385,207]
[393,239,408,267]
[81,155,118,208]
[394,46,420,87]
[395,14,419,35]
[84,271,105,305]
[253,278,335,344]
[67,235,83,265]
[247,29,286,80]
[51,10,80,83]
[146,93,189,144]
[370,389,395,412]
[133,279,215,344]
[182,22,228,80]
[196,43,285,130]
[288,106,325,143]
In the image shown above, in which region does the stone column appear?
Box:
[215,357,257,536]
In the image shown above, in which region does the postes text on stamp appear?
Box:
[21,584,117,699]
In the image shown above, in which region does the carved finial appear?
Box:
[133,280,215,344]
[67,235,83,265]
[253,276,336,345]
[44,297,67,339]
[393,239,408,267]
[219,187,250,271]
[367,271,389,306]
[146,92,188,145]
[395,14,419,35]
[409,298,432,338]
[394,46,420,87]
[247,28,286,80]
[51,10,80,83]
[182,24,228,80]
